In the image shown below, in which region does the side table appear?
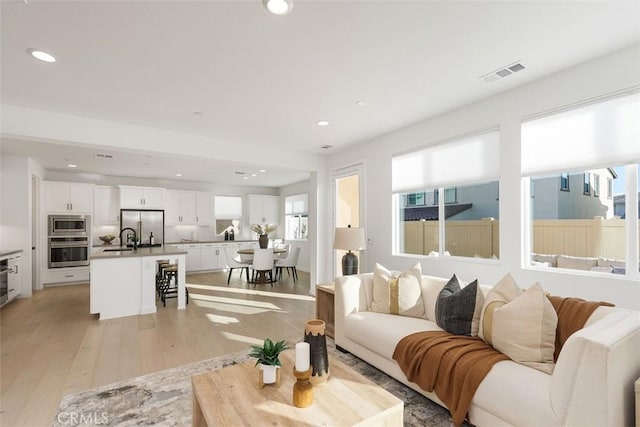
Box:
[315,283,335,338]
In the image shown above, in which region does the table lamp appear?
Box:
[333,225,366,275]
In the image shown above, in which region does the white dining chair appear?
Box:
[224,246,251,284]
[275,246,301,282]
[251,248,275,285]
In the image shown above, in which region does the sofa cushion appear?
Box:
[370,263,425,318]
[479,273,522,342]
[344,311,441,360]
[556,254,598,270]
[491,283,557,374]
[435,275,484,336]
[532,253,558,267]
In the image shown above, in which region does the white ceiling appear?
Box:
[1,0,639,187]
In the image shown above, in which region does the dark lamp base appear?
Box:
[342,251,359,276]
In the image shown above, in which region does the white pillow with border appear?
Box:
[370,262,425,319]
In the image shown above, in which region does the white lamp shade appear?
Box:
[333,227,366,251]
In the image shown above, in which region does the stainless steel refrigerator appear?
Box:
[120,209,164,246]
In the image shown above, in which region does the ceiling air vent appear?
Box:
[234,171,245,175]
[95,153,114,159]
[480,61,526,82]
[321,145,333,150]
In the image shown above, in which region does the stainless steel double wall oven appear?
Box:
[48,215,91,268]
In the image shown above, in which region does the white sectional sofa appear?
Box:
[334,272,640,427]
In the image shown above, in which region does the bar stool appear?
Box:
[156,259,170,296]
[157,262,189,307]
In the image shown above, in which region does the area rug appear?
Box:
[54,341,464,426]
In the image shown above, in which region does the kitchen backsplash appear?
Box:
[92,224,251,245]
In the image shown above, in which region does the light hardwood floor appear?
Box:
[0,270,316,426]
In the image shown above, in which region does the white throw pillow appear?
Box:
[490,283,557,374]
[370,263,425,319]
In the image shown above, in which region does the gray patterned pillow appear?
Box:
[435,275,484,336]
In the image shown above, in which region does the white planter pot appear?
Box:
[260,364,279,384]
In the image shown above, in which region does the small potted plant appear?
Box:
[248,338,289,387]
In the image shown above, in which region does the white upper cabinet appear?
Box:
[119,186,165,209]
[94,186,120,224]
[247,194,280,226]
[166,190,201,225]
[44,181,94,214]
[196,192,213,225]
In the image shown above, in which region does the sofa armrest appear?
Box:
[334,274,373,347]
[551,310,640,426]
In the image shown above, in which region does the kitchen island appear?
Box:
[90,246,187,320]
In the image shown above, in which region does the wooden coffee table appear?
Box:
[192,349,403,426]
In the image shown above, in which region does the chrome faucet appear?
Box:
[119,227,138,250]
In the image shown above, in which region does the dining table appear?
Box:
[237,248,287,284]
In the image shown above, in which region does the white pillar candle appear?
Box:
[295,342,310,372]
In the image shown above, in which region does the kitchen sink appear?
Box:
[103,248,133,252]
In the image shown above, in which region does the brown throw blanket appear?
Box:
[393,331,508,427]
[547,296,614,361]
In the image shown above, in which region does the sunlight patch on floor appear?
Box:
[222,332,265,346]
[186,283,315,302]
[205,313,239,325]
[189,293,281,310]
[193,298,281,315]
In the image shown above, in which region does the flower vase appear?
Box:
[258,234,269,249]
[304,319,329,385]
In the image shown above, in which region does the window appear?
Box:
[285,193,308,240]
[560,173,570,191]
[583,173,591,195]
[522,91,640,276]
[393,128,500,259]
[405,192,426,206]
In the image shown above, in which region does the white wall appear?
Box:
[327,44,640,309]
[279,179,312,272]
[1,155,45,297]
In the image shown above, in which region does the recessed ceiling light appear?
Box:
[251,173,257,177]
[259,169,267,173]
[243,176,249,180]
[355,101,366,107]
[67,164,77,168]
[316,120,330,126]
[27,48,56,63]
[262,0,293,15]
[175,173,182,177]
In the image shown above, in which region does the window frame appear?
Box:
[583,173,591,195]
[560,173,570,191]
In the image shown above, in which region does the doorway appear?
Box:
[31,174,41,291]
[333,164,364,278]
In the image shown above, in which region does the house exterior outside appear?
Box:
[532,168,617,220]
[614,193,640,218]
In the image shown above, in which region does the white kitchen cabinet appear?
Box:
[94,186,120,223]
[200,243,219,270]
[44,181,94,214]
[119,186,165,209]
[247,194,280,226]
[175,244,202,272]
[166,190,197,225]
[7,253,22,301]
[43,266,90,286]
[196,192,213,225]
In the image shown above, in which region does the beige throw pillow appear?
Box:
[370,263,425,318]
[479,273,522,342]
[491,283,558,374]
